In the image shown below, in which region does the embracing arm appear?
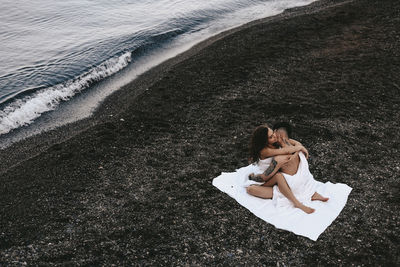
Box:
[289,138,302,146]
[260,145,302,158]
[249,158,281,183]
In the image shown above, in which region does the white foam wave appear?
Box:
[0,52,131,135]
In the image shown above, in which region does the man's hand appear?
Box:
[299,146,309,159]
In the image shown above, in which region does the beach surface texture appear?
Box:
[1,0,399,265]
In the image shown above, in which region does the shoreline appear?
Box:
[0,0,338,173]
[1,0,400,265]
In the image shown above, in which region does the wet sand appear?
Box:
[1,0,399,265]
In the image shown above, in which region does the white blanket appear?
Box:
[212,153,352,241]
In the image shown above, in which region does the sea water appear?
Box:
[0,0,316,145]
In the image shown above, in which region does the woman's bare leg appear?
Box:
[247,173,315,214]
[311,192,329,202]
[246,185,273,199]
[273,173,315,214]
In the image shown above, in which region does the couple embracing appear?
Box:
[246,123,329,214]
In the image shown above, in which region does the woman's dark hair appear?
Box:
[249,124,270,163]
[272,122,292,138]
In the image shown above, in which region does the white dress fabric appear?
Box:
[212,152,352,241]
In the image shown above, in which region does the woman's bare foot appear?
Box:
[311,192,329,202]
[295,203,315,214]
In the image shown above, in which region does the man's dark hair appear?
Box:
[272,122,293,138]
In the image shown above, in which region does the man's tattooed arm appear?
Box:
[263,159,278,178]
[249,159,279,182]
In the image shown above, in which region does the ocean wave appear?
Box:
[0,52,131,135]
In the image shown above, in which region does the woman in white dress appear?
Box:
[246,124,328,214]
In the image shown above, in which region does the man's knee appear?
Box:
[273,172,284,181]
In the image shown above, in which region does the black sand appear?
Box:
[1,0,399,265]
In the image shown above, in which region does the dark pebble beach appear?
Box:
[1,0,399,265]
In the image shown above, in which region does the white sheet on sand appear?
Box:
[212,153,352,241]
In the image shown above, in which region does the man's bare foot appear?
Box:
[311,192,329,202]
[295,203,315,214]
